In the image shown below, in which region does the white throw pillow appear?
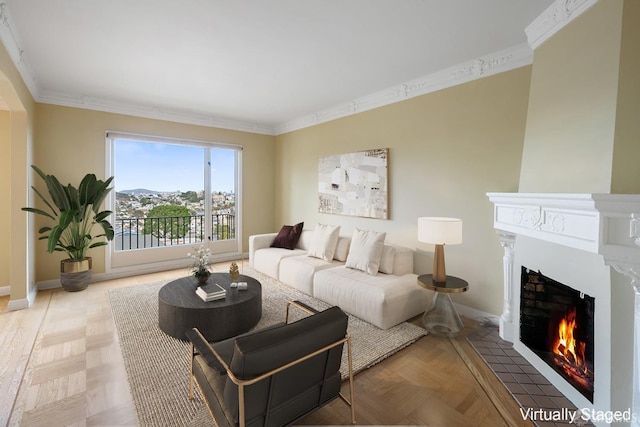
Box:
[307,224,341,262]
[345,229,386,275]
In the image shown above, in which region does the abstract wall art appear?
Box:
[318,148,388,219]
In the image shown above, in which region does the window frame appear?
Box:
[105,131,243,275]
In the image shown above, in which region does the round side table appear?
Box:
[417,274,468,337]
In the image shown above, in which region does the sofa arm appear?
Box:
[249,233,278,268]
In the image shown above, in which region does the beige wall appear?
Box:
[275,67,532,316]
[519,0,624,193]
[611,0,640,193]
[33,104,275,281]
[0,110,10,287]
[1,39,35,303]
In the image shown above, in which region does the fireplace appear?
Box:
[487,192,640,425]
[519,267,595,402]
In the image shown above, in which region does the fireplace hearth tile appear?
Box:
[496,355,515,364]
[534,395,560,409]
[496,372,516,383]
[483,354,499,363]
[522,383,545,395]
[505,382,527,394]
[504,364,526,374]
[539,384,564,397]
[514,393,539,407]
[521,365,541,375]
[467,323,594,427]
[512,372,536,384]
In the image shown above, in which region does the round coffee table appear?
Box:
[158,273,262,341]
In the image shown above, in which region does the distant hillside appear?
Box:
[118,188,162,195]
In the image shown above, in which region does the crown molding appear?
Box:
[0,1,38,95]
[37,89,277,135]
[275,43,533,135]
[0,2,276,135]
[525,0,599,50]
[1,0,536,137]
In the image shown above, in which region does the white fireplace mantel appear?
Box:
[487,192,640,266]
[488,192,640,424]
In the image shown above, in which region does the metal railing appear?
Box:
[114,213,236,251]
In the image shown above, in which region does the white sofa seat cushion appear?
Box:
[249,230,316,280]
[313,266,434,330]
[252,247,306,280]
[279,255,343,295]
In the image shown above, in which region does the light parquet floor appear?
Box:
[1,262,521,426]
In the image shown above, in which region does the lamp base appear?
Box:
[433,244,446,283]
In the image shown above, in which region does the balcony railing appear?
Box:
[114,213,236,251]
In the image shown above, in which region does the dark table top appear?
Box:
[158,273,261,309]
[417,274,468,293]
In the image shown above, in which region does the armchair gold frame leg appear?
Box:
[189,343,194,400]
[338,334,356,424]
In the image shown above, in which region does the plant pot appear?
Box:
[60,257,92,291]
[196,272,210,283]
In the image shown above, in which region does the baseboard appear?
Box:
[8,298,29,310]
[37,279,61,291]
[4,284,38,311]
[37,253,250,291]
[454,302,500,327]
[0,285,9,297]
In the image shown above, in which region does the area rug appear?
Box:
[109,268,427,426]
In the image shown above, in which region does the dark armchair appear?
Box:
[186,300,355,427]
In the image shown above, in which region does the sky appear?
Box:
[114,139,237,192]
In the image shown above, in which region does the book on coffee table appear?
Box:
[196,282,226,302]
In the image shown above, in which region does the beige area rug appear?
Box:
[109,268,427,426]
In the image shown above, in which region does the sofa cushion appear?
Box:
[252,247,306,280]
[345,229,386,275]
[271,222,304,250]
[307,224,341,262]
[379,245,395,274]
[392,245,414,275]
[313,266,432,329]
[279,255,343,295]
[333,236,351,262]
[296,230,315,251]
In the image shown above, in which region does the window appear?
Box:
[106,132,242,271]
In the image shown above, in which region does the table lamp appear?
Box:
[418,217,462,283]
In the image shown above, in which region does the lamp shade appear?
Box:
[418,217,462,245]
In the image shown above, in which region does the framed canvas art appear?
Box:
[318,148,388,219]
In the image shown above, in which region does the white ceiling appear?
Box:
[2,0,554,134]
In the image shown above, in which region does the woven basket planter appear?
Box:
[60,257,92,291]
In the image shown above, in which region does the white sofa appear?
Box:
[249,229,434,329]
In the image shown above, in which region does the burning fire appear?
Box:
[553,308,588,375]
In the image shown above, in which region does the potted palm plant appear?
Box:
[22,165,114,291]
